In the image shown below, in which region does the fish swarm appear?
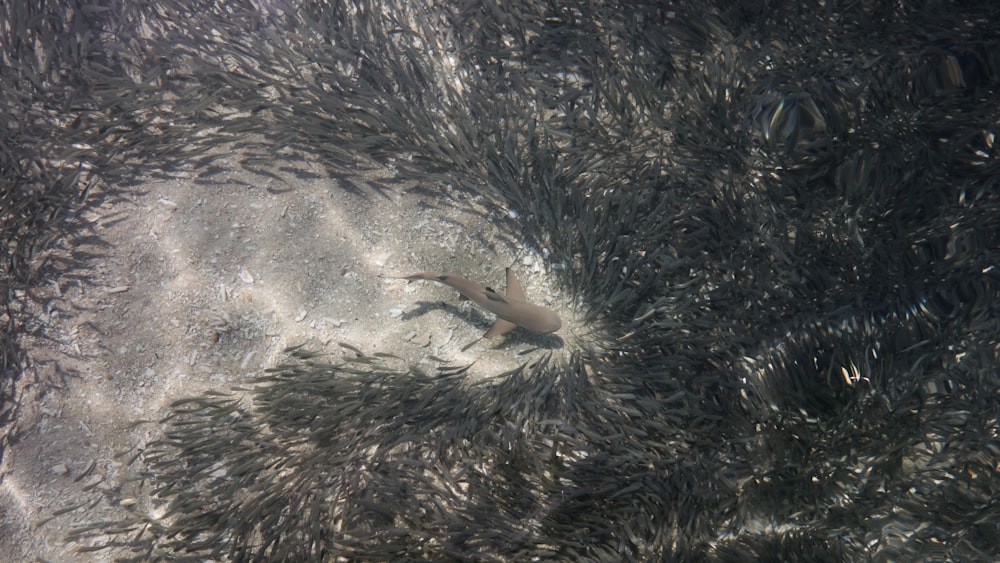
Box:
[3,0,1000,561]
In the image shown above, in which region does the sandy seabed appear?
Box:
[1,149,573,561]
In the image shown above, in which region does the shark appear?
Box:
[384,268,561,338]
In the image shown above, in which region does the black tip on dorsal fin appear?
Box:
[483,289,508,303]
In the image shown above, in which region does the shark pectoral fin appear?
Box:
[504,268,526,300]
[484,319,518,338]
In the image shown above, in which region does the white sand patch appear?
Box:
[3,148,572,561]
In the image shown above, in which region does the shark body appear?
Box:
[387,268,561,338]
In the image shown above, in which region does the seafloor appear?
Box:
[2,1,999,561]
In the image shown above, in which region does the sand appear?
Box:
[0,148,576,561]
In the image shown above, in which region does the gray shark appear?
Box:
[386,268,561,338]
